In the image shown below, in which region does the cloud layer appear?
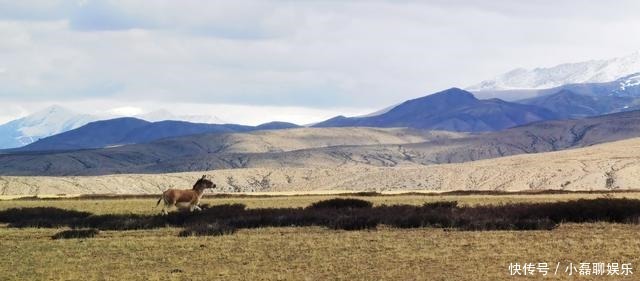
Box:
[1,0,640,124]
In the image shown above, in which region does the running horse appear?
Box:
[156,175,216,214]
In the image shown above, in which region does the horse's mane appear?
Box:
[193,178,213,189]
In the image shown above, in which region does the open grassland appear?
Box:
[1,193,640,280]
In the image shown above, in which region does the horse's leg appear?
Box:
[160,197,168,215]
[189,203,202,212]
[161,198,173,215]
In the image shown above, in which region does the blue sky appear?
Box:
[1,0,640,125]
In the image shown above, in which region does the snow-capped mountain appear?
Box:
[468,51,640,92]
[0,105,98,149]
[136,109,228,124]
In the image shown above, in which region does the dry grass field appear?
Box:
[2,193,640,280]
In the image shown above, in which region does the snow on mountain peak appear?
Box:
[21,105,74,125]
[468,51,640,91]
[0,105,99,149]
[620,73,640,91]
[18,105,97,142]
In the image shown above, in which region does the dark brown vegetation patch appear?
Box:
[2,198,640,236]
[308,198,373,209]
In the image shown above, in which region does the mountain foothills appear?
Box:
[3,136,640,195]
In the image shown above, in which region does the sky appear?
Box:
[1,0,640,125]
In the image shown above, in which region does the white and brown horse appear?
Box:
[156,175,216,214]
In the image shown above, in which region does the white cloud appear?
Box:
[0,1,639,124]
[107,106,143,116]
[0,99,374,126]
[0,104,29,124]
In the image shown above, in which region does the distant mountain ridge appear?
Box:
[10,117,300,152]
[313,88,558,132]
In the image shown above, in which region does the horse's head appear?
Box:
[193,175,216,191]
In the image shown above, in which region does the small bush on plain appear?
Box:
[51,229,100,240]
[308,198,373,209]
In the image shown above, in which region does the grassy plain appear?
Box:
[1,193,639,280]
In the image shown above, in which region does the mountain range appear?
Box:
[6,73,640,153]
[3,49,640,152]
[0,87,560,152]
[3,109,640,176]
